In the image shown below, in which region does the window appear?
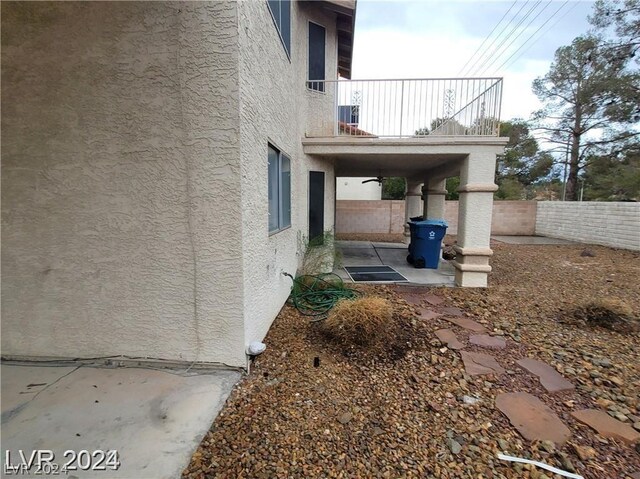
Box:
[267,0,291,57]
[307,22,326,92]
[268,144,291,233]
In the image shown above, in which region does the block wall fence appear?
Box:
[335,200,537,236]
[336,200,640,251]
[536,202,639,251]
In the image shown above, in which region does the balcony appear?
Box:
[306,78,503,138]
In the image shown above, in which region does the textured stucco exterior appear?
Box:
[237,1,337,346]
[2,2,246,366]
[336,177,382,200]
[2,1,342,367]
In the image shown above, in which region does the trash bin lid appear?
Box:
[416,219,448,227]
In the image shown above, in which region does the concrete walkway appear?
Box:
[1,363,240,478]
[334,241,455,286]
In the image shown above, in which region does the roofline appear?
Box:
[319,0,356,79]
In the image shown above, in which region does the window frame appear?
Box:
[307,20,327,93]
[268,143,292,235]
[266,0,292,60]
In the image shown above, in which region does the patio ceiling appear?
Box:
[302,136,507,180]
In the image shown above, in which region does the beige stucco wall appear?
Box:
[336,200,537,236]
[1,2,247,366]
[536,202,640,251]
[336,177,382,200]
[237,1,338,347]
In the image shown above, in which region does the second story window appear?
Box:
[267,0,291,57]
[307,22,326,92]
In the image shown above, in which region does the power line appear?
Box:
[457,0,519,76]
[476,0,555,76]
[461,0,532,78]
[468,0,546,77]
[498,1,580,73]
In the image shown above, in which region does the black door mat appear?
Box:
[344,266,408,283]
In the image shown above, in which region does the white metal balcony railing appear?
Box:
[307,78,503,138]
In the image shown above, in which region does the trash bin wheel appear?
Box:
[406,254,414,264]
[415,258,425,268]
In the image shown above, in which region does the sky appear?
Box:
[351,0,595,123]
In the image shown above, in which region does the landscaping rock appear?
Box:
[418,308,441,320]
[446,438,462,454]
[443,316,488,333]
[460,351,505,376]
[424,294,445,306]
[495,392,571,445]
[572,409,640,444]
[572,444,596,461]
[516,358,574,393]
[469,334,506,349]
[435,329,465,350]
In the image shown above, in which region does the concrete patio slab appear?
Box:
[1,363,240,479]
[335,241,455,286]
[492,235,577,245]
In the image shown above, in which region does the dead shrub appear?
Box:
[560,298,639,334]
[321,297,412,359]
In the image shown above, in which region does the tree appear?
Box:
[589,0,640,65]
[582,146,640,200]
[495,120,554,199]
[532,35,640,200]
[382,177,406,200]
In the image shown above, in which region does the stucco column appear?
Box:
[403,180,423,243]
[423,178,447,220]
[453,152,498,287]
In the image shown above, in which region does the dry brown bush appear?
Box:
[560,298,639,334]
[321,297,412,359]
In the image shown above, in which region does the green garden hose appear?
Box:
[283,272,359,320]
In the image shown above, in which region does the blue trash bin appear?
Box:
[407,219,448,269]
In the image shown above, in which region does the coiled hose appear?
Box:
[283,272,359,321]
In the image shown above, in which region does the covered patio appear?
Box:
[334,240,456,285]
[304,77,508,287]
[305,136,508,287]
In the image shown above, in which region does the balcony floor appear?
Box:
[303,136,508,178]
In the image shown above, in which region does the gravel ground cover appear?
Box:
[183,241,640,479]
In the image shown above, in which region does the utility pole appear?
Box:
[561,135,570,201]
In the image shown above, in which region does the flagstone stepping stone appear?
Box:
[435,329,464,350]
[572,409,640,444]
[460,351,505,376]
[443,316,487,333]
[424,294,444,306]
[516,358,574,393]
[442,306,464,316]
[496,392,571,445]
[402,295,423,305]
[418,308,441,320]
[469,334,506,349]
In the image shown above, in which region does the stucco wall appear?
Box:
[237,1,337,347]
[336,177,382,200]
[336,200,537,236]
[536,202,640,251]
[1,2,247,366]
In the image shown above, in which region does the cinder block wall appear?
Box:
[536,202,640,251]
[335,200,404,234]
[336,200,537,236]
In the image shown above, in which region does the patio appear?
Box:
[333,240,455,286]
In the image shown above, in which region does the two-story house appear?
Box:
[2,0,507,369]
